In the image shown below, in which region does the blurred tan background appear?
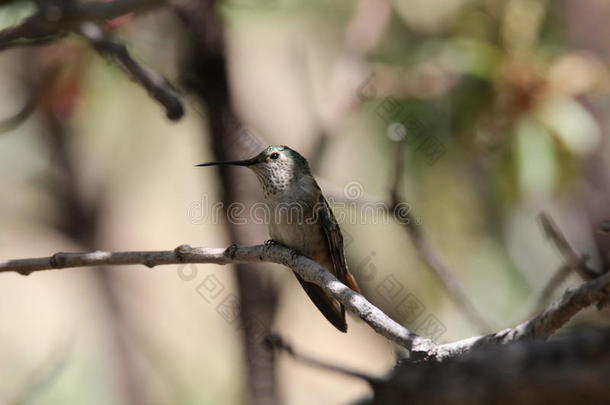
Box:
[1,0,610,404]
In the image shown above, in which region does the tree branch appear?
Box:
[3,243,610,361]
[0,0,163,49]
[427,269,610,361]
[0,244,433,353]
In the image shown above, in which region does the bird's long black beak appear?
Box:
[195,157,257,167]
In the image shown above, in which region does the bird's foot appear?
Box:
[224,243,239,259]
[264,239,286,256]
[263,240,300,260]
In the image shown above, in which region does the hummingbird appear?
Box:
[197,145,361,332]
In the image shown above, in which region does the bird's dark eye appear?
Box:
[270,152,280,160]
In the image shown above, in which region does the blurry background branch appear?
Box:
[0,63,57,133]
[76,21,182,119]
[0,0,164,48]
[173,1,280,403]
[264,334,383,387]
[539,212,598,279]
[0,0,182,120]
[531,212,601,315]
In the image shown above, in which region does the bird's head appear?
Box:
[197,145,311,196]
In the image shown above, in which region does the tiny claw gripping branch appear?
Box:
[264,239,280,246]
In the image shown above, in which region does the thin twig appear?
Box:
[530,264,572,316]
[76,22,183,120]
[264,334,384,386]
[389,141,493,333]
[538,212,598,279]
[0,64,61,134]
[0,0,183,120]
[531,213,602,315]
[0,89,40,133]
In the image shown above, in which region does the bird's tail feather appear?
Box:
[345,270,361,294]
[292,272,347,332]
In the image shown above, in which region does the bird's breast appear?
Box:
[266,200,326,259]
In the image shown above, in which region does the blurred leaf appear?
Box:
[515,116,557,200]
[440,38,501,79]
[393,0,466,33]
[0,1,35,30]
[537,96,601,155]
